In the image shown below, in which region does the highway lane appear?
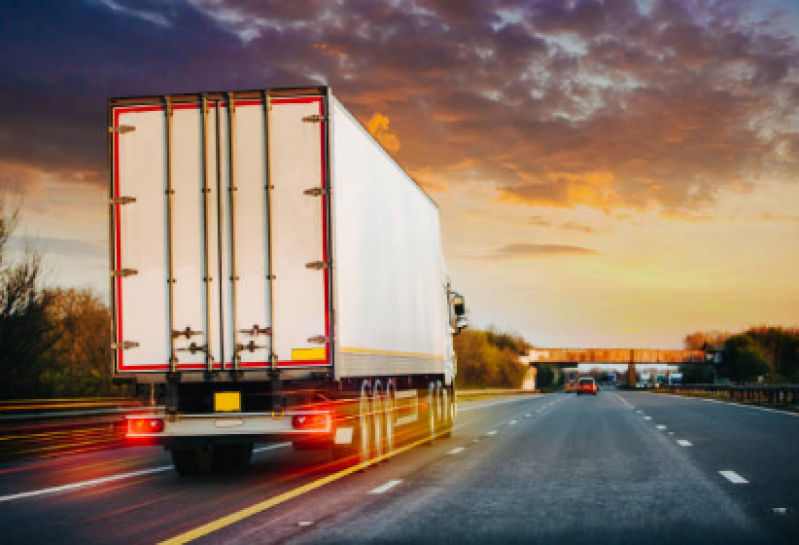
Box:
[615,390,799,538]
[2,391,797,543]
[0,395,548,544]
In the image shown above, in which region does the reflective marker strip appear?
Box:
[719,471,748,484]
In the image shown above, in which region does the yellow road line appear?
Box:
[159,430,449,544]
[339,347,443,359]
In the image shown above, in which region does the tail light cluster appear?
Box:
[291,414,330,430]
[128,417,165,434]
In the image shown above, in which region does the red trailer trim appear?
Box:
[112,96,332,373]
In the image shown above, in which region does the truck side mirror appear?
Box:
[452,295,465,316]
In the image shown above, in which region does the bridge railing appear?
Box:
[653,384,799,408]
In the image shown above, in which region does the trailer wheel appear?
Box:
[426,381,437,445]
[372,380,385,461]
[441,384,453,439]
[214,443,253,471]
[358,380,373,465]
[171,444,213,476]
[385,379,396,455]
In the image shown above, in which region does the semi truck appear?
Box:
[108,86,468,475]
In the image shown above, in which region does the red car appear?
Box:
[577,377,598,395]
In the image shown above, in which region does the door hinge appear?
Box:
[110,196,136,205]
[176,342,207,354]
[108,125,135,134]
[239,325,272,336]
[172,326,203,339]
[307,335,331,344]
[305,261,331,270]
[112,340,140,350]
[111,268,138,278]
[302,114,327,123]
[303,187,329,197]
[236,341,267,353]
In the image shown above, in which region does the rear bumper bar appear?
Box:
[125,410,332,440]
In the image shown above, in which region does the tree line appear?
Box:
[0,197,125,400]
[682,327,799,384]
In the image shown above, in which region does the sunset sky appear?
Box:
[1,0,798,349]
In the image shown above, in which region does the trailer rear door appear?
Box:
[110,92,331,374]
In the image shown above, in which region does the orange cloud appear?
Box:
[366,113,401,154]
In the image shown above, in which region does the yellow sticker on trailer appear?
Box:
[291,348,326,361]
[214,392,241,413]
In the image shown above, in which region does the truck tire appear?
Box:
[372,380,385,461]
[213,443,253,471]
[171,444,213,476]
[358,380,373,465]
[425,381,437,445]
[385,379,396,455]
[441,384,453,439]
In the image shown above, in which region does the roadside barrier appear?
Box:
[651,384,799,408]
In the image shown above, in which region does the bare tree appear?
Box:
[0,194,56,399]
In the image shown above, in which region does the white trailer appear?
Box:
[108,87,467,474]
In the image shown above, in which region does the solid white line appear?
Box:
[0,466,171,503]
[369,479,403,494]
[677,440,692,447]
[0,442,290,504]
[448,447,465,455]
[459,396,542,413]
[719,471,748,484]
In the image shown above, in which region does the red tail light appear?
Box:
[292,414,330,430]
[128,418,164,434]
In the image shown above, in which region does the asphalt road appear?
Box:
[1,390,797,544]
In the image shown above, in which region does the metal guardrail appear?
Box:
[652,384,799,407]
[0,398,159,463]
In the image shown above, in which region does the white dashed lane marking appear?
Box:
[369,480,403,494]
[509,420,518,426]
[448,447,465,455]
[719,471,749,484]
[656,425,667,430]
[677,440,692,447]
[486,430,498,436]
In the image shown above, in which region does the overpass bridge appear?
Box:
[519,348,723,390]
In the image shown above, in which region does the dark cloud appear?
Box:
[0,0,797,214]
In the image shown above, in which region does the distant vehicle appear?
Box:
[669,373,683,385]
[606,373,616,384]
[577,377,598,396]
[563,368,580,393]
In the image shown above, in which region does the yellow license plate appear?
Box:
[214,391,241,413]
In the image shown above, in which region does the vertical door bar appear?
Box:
[107,103,118,373]
[165,96,177,372]
[201,94,214,374]
[227,92,240,373]
[264,91,277,370]
[214,101,226,372]
[322,89,335,369]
